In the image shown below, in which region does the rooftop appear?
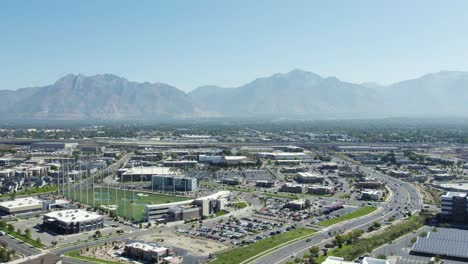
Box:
[411,228,468,260]
[44,209,102,223]
[442,191,467,198]
[126,242,168,253]
[123,167,178,175]
[0,197,42,209]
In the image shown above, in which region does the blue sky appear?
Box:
[1,0,468,91]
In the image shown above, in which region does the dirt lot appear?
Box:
[139,230,229,256]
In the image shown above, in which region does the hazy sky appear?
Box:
[1,0,468,91]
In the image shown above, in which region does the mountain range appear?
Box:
[1,70,468,121]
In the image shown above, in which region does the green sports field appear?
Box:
[63,187,191,221]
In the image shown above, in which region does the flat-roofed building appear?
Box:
[162,160,198,168]
[223,156,248,165]
[320,162,338,170]
[280,183,303,193]
[0,197,43,215]
[256,180,277,188]
[258,152,307,160]
[31,142,77,151]
[285,199,307,210]
[440,191,468,224]
[124,242,174,264]
[307,185,335,195]
[43,209,103,234]
[296,172,325,184]
[360,189,383,201]
[222,177,243,186]
[151,175,198,192]
[122,167,178,181]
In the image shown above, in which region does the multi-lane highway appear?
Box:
[250,164,422,264]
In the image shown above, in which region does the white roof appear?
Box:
[123,167,178,175]
[224,156,247,160]
[126,242,168,253]
[195,190,231,201]
[0,197,42,209]
[44,209,102,223]
[297,172,324,178]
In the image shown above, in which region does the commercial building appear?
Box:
[336,146,398,152]
[307,185,335,195]
[223,156,248,165]
[255,180,277,188]
[257,152,307,160]
[440,192,468,224]
[198,155,223,164]
[222,177,243,186]
[162,160,198,168]
[272,145,304,152]
[360,189,383,201]
[320,162,338,170]
[151,175,198,192]
[389,170,411,178]
[30,142,77,151]
[356,177,384,189]
[411,228,468,262]
[323,256,395,264]
[43,209,103,234]
[144,191,231,222]
[124,242,174,264]
[0,197,43,215]
[121,167,178,181]
[280,183,303,193]
[285,199,307,210]
[295,172,325,184]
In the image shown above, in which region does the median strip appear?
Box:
[210,228,315,264]
[317,206,378,227]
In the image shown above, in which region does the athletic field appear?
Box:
[64,187,191,221]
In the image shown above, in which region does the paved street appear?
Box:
[251,163,423,264]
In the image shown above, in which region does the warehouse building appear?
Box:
[0,197,43,215]
[31,142,77,151]
[43,209,103,234]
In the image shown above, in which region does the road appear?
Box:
[0,234,41,256]
[250,163,422,264]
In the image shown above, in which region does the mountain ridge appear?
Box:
[1,69,468,120]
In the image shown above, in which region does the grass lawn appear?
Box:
[264,192,299,200]
[231,202,249,209]
[0,185,58,200]
[214,210,229,217]
[318,206,377,227]
[317,215,425,262]
[211,228,315,264]
[64,188,191,221]
[0,227,45,248]
[65,249,121,264]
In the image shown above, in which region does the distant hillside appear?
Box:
[2,70,468,121]
[189,69,381,118]
[0,74,201,120]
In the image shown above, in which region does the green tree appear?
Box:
[7,224,14,233]
[24,228,31,239]
[309,246,320,258]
